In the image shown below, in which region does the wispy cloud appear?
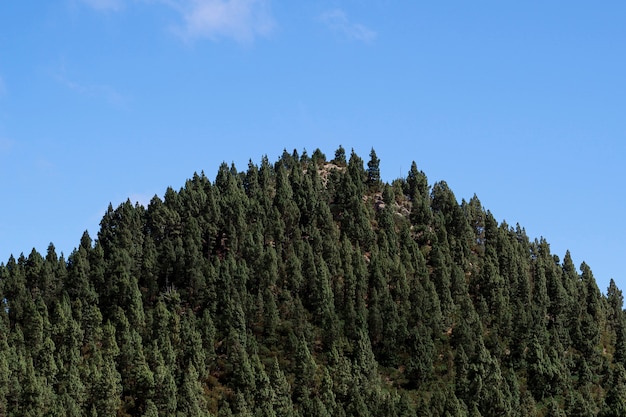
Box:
[55,67,128,109]
[80,0,125,12]
[320,9,376,43]
[170,0,274,43]
[78,0,275,43]
[64,78,126,107]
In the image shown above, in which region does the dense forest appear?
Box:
[1,146,625,416]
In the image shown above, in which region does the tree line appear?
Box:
[1,146,625,416]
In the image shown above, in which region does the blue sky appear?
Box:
[1,1,625,293]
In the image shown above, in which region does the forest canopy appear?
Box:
[1,146,625,417]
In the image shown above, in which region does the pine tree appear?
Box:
[228,330,255,398]
[149,340,178,416]
[366,148,381,191]
[268,358,295,417]
[405,324,434,386]
[0,321,9,417]
[292,337,317,406]
[117,312,155,414]
[178,363,211,417]
[333,145,347,167]
[66,243,98,306]
[251,353,277,417]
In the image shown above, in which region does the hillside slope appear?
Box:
[1,146,625,417]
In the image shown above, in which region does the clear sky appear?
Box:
[1,1,625,293]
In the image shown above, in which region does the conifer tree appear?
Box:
[148,340,178,416]
[333,145,347,167]
[178,363,211,417]
[0,322,9,417]
[366,148,381,191]
[292,337,316,405]
[89,346,122,416]
[250,353,278,417]
[268,358,295,417]
[228,330,255,398]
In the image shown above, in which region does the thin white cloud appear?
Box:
[77,0,274,43]
[80,0,125,12]
[171,0,274,43]
[55,68,128,109]
[320,9,376,43]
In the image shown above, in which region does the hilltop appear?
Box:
[1,146,625,416]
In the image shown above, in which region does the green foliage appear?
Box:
[366,148,381,191]
[0,147,621,416]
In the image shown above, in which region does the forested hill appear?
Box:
[1,146,625,417]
